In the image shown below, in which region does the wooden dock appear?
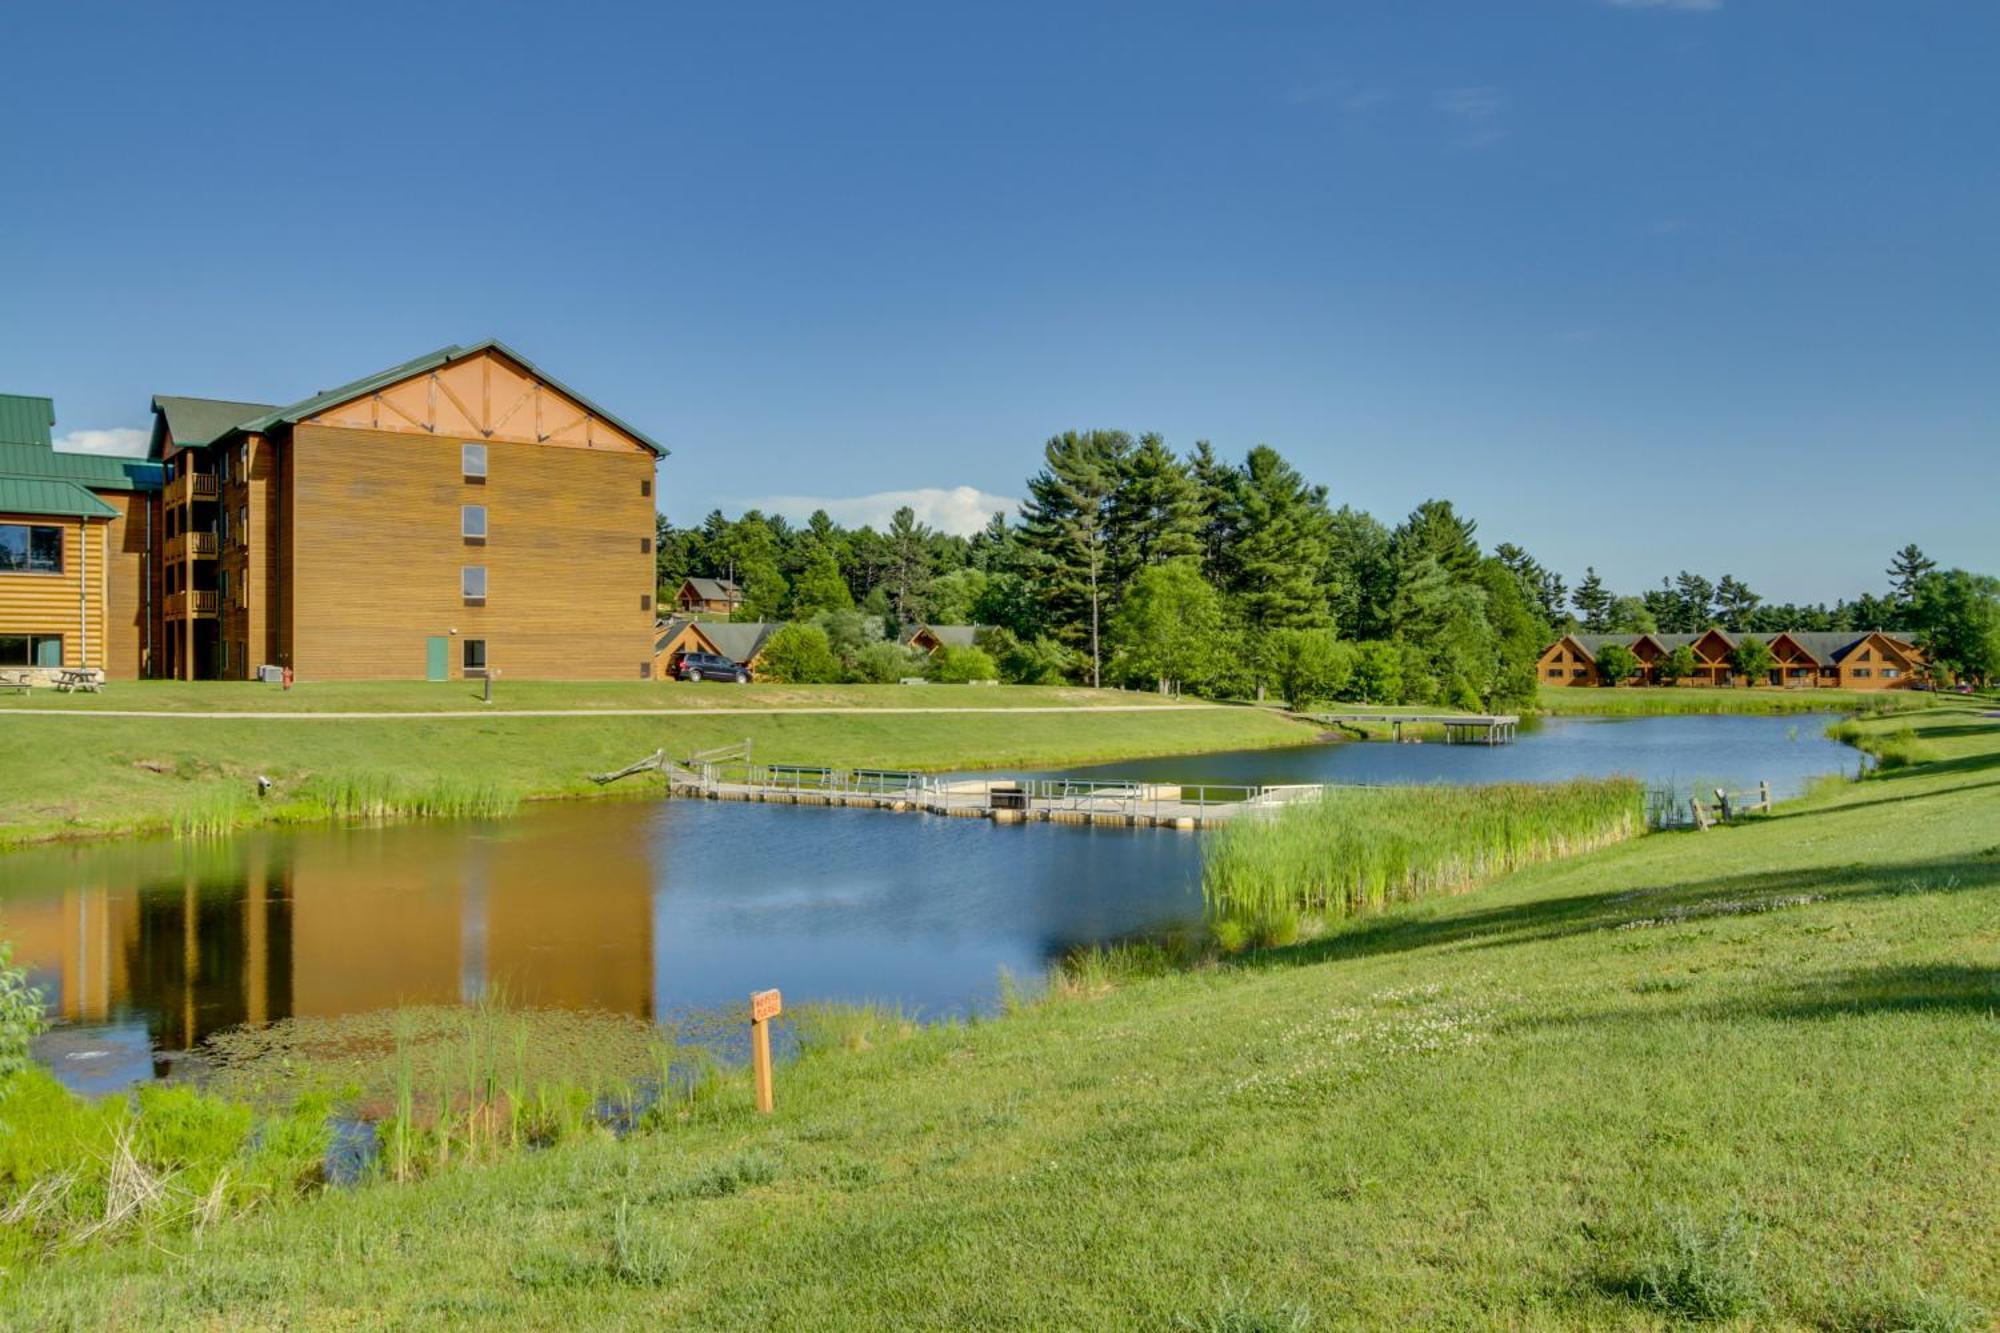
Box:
[595,743,1326,830]
[1311,711,1521,744]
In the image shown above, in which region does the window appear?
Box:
[220,639,230,674]
[238,506,248,545]
[462,504,488,540]
[239,442,248,473]
[1853,668,1872,679]
[1571,667,1586,677]
[639,661,652,679]
[218,450,230,483]
[462,443,488,479]
[640,479,651,498]
[641,537,652,555]
[218,569,230,605]
[0,635,62,667]
[463,639,487,675]
[218,509,230,545]
[0,523,63,574]
[1547,668,1564,678]
[1884,668,1901,679]
[641,593,652,612]
[462,566,487,602]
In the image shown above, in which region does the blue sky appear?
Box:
[2,1,1994,603]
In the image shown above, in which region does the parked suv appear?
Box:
[669,650,751,683]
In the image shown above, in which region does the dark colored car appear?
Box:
[669,650,752,683]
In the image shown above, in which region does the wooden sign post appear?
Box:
[749,989,782,1114]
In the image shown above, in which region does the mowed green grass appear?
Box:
[0,699,1316,847]
[0,679,1195,713]
[1535,683,1949,716]
[7,708,1995,1328]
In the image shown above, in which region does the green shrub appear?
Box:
[0,939,45,1082]
[928,644,998,683]
[849,640,924,684]
[755,623,843,684]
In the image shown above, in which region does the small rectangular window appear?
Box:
[220,639,230,673]
[463,639,487,675]
[641,537,652,555]
[462,504,488,539]
[641,593,652,612]
[239,506,248,543]
[219,569,230,604]
[0,523,64,574]
[639,661,652,679]
[462,443,488,479]
[463,566,487,601]
[640,479,651,498]
[1853,668,1872,678]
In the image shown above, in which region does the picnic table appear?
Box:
[52,668,101,693]
[0,670,28,695]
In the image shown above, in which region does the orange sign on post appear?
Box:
[749,988,782,1113]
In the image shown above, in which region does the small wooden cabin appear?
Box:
[675,577,744,616]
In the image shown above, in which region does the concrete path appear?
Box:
[0,703,1235,721]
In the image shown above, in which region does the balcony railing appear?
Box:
[165,472,220,506]
[164,589,219,619]
[163,530,219,563]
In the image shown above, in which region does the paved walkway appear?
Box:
[0,703,1233,721]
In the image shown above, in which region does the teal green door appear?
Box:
[425,636,449,682]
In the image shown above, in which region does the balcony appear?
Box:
[165,472,220,506]
[164,589,219,619]
[164,530,219,563]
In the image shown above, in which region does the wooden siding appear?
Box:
[287,424,657,680]
[0,512,107,670]
[215,434,284,678]
[100,490,160,680]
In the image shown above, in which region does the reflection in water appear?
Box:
[0,713,1861,1087]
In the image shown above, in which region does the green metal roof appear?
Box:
[229,340,669,457]
[0,476,119,520]
[150,395,280,450]
[0,441,163,492]
[0,394,55,448]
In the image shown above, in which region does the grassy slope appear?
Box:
[1535,684,1947,716]
[9,708,1995,1328]
[0,680,1194,714]
[0,692,1314,847]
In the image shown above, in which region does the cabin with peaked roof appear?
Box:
[0,393,166,681]
[898,623,987,655]
[675,577,744,616]
[1539,629,1927,689]
[147,341,667,681]
[653,617,781,671]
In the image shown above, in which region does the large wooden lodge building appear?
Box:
[1540,629,1927,690]
[1,342,666,683]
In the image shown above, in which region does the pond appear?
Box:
[5,713,1857,1089]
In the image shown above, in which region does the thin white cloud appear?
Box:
[1436,86,1509,148]
[748,485,1017,537]
[1605,0,1722,10]
[54,427,149,457]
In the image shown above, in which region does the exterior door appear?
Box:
[425,636,449,682]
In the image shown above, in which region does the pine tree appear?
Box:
[1229,445,1332,634]
[1017,430,1131,686]
[788,543,854,616]
[1188,440,1241,587]
[1393,499,1480,578]
[884,506,934,626]
[1713,574,1761,631]
[1328,506,1396,640]
[1571,567,1613,632]
[1888,544,1937,605]
[1673,571,1716,632]
[1107,432,1203,585]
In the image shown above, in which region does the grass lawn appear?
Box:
[1535,684,1951,717]
[5,706,1995,1327]
[0,679,1199,714]
[0,690,1317,847]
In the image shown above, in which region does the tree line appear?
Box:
[657,439,1999,699]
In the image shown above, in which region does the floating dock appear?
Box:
[1310,712,1521,744]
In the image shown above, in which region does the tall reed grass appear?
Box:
[1202,779,1644,947]
[171,772,519,839]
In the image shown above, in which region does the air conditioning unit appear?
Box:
[258,665,285,684]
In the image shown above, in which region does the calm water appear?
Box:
[5,714,1855,1089]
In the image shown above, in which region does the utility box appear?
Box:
[257,665,285,684]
